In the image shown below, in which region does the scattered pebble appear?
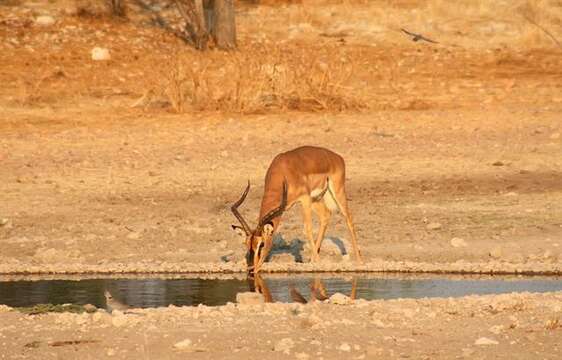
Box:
[426,222,442,230]
[450,237,467,248]
[329,293,352,305]
[35,15,55,26]
[91,47,111,61]
[550,132,560,140]
[174,338,193,350]
[127,232,141,240]
[111,313,128,327]
[474,337,499,345]
[338,343,351,352]
[489,325,504,335]
[236,292,264,305]
[83,304,97,313]
[274,338,295,353]
[489,246,503,259]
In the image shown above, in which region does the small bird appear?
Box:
[401,28,439,44]
[104,290,129,313]
[289,284,307,304]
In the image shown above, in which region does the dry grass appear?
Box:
[545,317,560,330]
[138,45,366,113]
[16,67,68,106]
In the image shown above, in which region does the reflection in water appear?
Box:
[0,275,561,308]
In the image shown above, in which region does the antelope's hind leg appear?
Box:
[301,196,320,262]
[311,201,331,257]
[330,182,363,262]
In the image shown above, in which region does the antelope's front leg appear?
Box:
[301,197,319,262]
[253,239,273,274]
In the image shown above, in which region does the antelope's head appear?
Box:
[231,181,287,274]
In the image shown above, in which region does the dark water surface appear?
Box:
[0,274,561,309]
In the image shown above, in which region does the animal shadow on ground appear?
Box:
[265,235,349,263]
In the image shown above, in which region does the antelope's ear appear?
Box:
[231,225,247,238]
[262,223,274,237]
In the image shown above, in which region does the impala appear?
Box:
[231,146,362,274]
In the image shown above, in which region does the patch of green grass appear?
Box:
[16,303,95,315]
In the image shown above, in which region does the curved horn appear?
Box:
[259,181,288,228]
[231,180,252,235]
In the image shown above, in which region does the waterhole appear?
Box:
[1,274,561,309]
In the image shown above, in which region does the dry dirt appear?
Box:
[1,0,562,358]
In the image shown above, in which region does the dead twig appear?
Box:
[49,340,99,347]
[520,13,562,50]
[401,28,439,44]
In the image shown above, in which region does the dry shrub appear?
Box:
[139,45,365,113]
[0,0,23,6]
[73,0,127,19]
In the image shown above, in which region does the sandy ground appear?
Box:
[1,291,561,359]
[1,1,561,275]
[1,1,562,358]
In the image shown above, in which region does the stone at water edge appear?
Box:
[236,292,264,305]
[329,292,352,305]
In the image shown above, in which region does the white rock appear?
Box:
[450,237,467,248]
[329,293,352,305]
[236,292,264,305]
[35,15,55,26]
[475,337,499,345]
[295,352,310,360]
[91,47,111,61]
[338,343,351,352]
[550,132,560,140]
[274,338,295,352]
[174,338,193,350]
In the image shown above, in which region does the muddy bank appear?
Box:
[0,259,561,276]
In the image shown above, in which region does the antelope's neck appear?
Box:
[258,176,286,231]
